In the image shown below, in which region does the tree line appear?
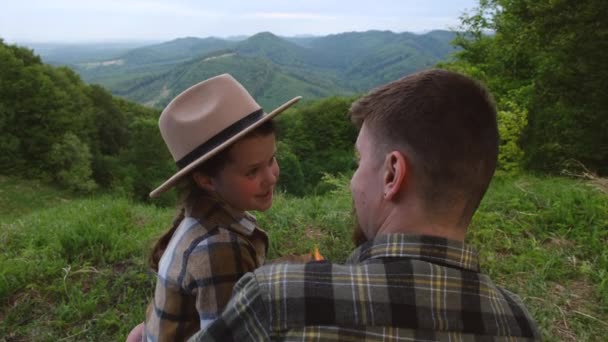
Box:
[1,0,605,203]
[0,39,357,203]
[441,0,607,175]
[0,39,173,203]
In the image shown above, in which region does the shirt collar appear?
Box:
[186,191,258,236]
[346,234,480,272]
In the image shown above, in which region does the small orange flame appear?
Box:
[313,246,324,261]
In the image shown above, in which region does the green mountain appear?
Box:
[119,37,234,66]
[36,30,458,109]
[112,53,346,109]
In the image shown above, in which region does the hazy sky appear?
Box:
[1,0,478,43]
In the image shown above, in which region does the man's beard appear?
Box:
[351,206,368,247]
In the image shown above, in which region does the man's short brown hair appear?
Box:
[349,69,498,222]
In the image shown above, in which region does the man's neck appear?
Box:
[375,203,467,242]
[376,224,466,241]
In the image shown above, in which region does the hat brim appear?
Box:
[149,96,302,198]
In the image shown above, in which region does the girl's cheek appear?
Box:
[237,179,260,195]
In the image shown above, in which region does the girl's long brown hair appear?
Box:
[148,120,276,272]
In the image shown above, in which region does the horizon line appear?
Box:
[5,28,454,45]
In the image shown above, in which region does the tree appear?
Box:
[48,133,96,192]
[276,141,305,196]
[447,0,608,175]
[121,117,174,201]
[276,97,358,194]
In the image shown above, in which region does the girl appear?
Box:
[132,74,301,341]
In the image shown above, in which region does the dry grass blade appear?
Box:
[560,160,607,194]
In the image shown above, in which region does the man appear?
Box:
[188,69,540,341]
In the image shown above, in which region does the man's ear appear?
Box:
[383,151,407,200]
[192,172,215,192]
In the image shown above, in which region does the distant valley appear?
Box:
[29,30,458,109]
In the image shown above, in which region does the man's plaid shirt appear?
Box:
[144,193,268,341]
[189,234,540,341]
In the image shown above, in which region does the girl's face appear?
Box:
[208,133,279,212]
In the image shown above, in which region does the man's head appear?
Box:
[349,69,498,243]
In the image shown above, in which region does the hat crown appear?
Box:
[159,74,262,161]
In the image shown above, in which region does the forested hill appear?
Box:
[30,30,457,109]
[0,40,174,202]
[0,39,360,202]
[3,0,606,199]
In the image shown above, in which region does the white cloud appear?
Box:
[243,12,337,20]
[17,0,221,17]
[1,0,478,42]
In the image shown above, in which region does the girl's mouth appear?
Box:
[257,190,272,200]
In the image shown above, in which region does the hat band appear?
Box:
[176,109,264,169]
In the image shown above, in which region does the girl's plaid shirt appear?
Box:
[144,193,268,341]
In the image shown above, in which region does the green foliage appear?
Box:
[496,96,529,173]
[119,117,175,203]
[0,41,93,180]
[0,39,168,200]
[277,97,358,194]
[447,0,608,175]
[0,38,360,199]
[86,84,130,156]
[276,141,305,196]
[48,133,97,192]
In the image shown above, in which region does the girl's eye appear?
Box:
[246,168,258,177]
[268,156,276,166]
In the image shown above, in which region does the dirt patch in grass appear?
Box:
[133,214,151,228]
[561,280,595,310]
[3,289,46,325]
[304,226,327,241]
[548,279,599,341]
[541,236,575,249]
[112,260,136,274]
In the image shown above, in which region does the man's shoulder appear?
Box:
[249,261,360,308]
[254,260,365,283]
[244,256,540,340]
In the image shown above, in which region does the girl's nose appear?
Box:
[264,162,278,186]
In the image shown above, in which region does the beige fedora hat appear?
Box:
[149,74,301,198]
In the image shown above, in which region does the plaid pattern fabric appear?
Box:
[144,193,268,342]
[189,234,540,342]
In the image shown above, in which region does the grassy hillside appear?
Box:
[0,175,76,221]
[1,174,606,341]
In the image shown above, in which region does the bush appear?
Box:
[496,99,527,174]
[276,141,305,196]
[47,132,97,192]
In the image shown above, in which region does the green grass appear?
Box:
[467,175,608,340]
[0,196,168,340]
[1,174,607,341]
[0,175,76,222]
